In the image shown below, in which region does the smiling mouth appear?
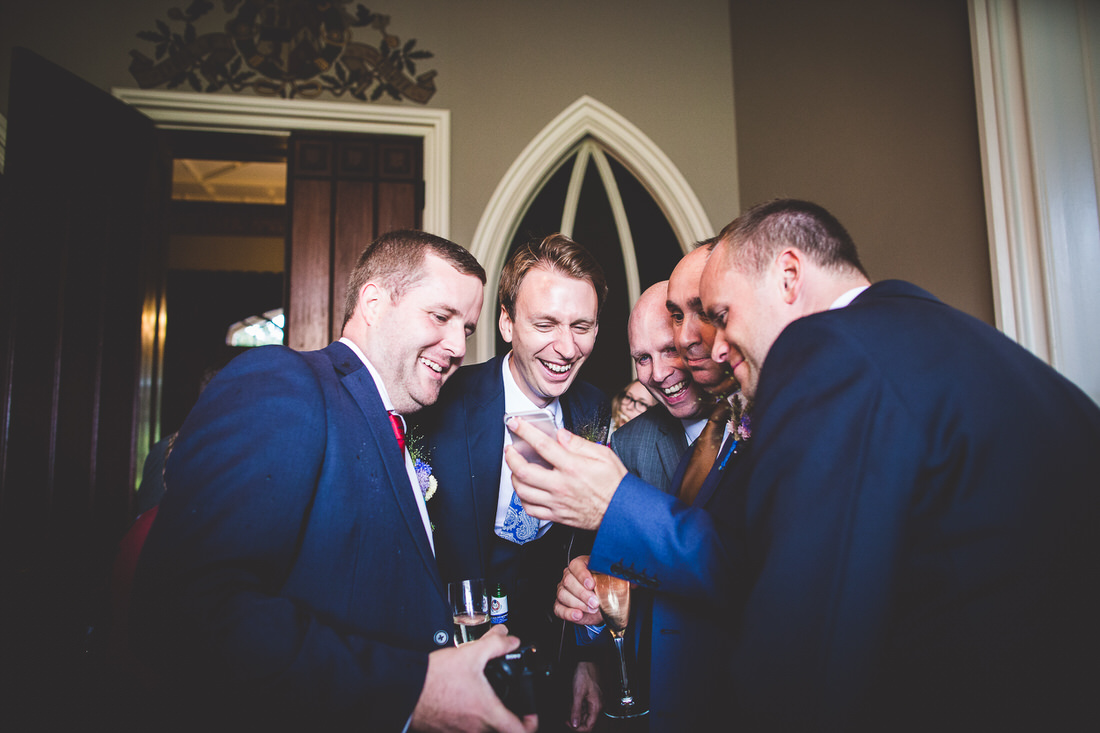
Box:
[662,380,688,400]
[539,359,573,375]
[419,356,445,374]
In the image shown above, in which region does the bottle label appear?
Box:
[490,596,509,623]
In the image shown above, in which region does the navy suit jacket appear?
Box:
[131,342,453,729]
[593,281,1100,730]
[413,354,609,658]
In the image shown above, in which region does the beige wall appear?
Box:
[0,0,739,256]
[1,0,993,322]
[731,0,994,323]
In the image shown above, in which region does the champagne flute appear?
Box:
[592,571,648,719]
[448,578,490,645]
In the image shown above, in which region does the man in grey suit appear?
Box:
[609,281,712,489]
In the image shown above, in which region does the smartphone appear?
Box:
[504,410,558,469]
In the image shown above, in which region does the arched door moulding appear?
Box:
[470,95,713,361]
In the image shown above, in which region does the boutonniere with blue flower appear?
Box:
[405,428,437,504]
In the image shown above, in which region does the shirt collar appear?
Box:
[682,416,708,444]
[830,285,870,310]
[501,352,562,427]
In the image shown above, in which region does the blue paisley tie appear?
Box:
[497,489,540,544]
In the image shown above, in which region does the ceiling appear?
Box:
[172,159,286,205]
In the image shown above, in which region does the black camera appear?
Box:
[484,644,552,717]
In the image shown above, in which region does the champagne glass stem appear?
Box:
[612,635,635,705]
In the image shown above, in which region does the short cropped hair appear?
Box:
[716,199,868,279]
[342,230,486,327]
[497,233,608,319]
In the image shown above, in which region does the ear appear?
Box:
[358,282,385,326]
[498,304,514,344]
[775,249,803,305]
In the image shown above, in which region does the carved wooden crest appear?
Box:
[129,1,437,103]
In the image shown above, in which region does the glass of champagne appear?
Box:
[592,571,648,719]
[448,578,490,645]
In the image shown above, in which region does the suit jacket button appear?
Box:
[434,630,450,646]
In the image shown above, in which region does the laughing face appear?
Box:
[370,254,484,414]
[628,282,710,421]
[499,267,599,407]
[667,247,737,397]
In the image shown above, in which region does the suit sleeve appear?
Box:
[588,472,739,606]
[131,347,429,729]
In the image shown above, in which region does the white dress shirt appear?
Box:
[496,353,561,540]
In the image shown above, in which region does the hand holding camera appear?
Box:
[484,644,552,717]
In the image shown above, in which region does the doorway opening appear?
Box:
[160,129,288,438]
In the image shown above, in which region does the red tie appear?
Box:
[388,412,406,453]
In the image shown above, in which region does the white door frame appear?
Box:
[112,89,450,237]
[969,0,1100,402]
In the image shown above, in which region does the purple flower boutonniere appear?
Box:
[731,390,752,443]
[414,458,437,502]
[406,429,438,503]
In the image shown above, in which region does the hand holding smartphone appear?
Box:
[504,410,558,469]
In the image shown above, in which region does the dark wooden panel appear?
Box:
[337,141,376,178]
[287,132,421,350]
[295,139,334,176]
[378,181,418,236]
[332,180,375,343]
[0,48,169,726]
[379,142,418,179]
[287,178,333,351]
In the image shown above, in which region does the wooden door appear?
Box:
[0,49,169,720]
[286,133,423,350]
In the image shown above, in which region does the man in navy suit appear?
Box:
[414,234,610,732]
[508,199,1100,730]
[131,231,536,732]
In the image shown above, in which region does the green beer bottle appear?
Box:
[490,582,508,625]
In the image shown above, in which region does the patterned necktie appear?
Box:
[388,412,406,454]
[496,489,541,544]
[678,399,732,506]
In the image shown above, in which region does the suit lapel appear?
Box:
[463,358,507,574]
[326,343,442,589]
[655,410,686,488]
[696,433,739,507]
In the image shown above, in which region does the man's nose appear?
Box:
[651,356,675,384]
[442,320,467,361]
[711,331,730,365]
[552,329,578,359]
